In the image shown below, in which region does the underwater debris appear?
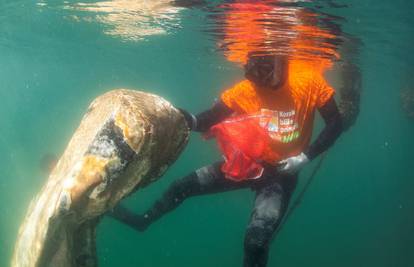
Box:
[12,89,189,267]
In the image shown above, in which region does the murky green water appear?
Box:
[1,1,414,266]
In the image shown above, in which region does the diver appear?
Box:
[109,54,344,267]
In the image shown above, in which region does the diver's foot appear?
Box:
[106,205,149,232]
[128,214,149,232]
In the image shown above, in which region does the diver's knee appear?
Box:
[195,165,217,186]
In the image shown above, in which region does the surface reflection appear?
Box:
[206,0,343,67]
[60,0,185,41]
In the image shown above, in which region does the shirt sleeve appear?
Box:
[316,77,336,108]
[220,81,257,114]
[221,84,239,110]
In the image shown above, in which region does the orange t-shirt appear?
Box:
[220,60,335,164]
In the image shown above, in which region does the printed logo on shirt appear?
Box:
[259,109,300,143]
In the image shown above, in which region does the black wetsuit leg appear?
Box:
[243,170,297,267]
[110,163,297,267]
[109,161,254,230]
[139,162,255,228]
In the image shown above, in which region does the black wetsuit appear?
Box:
[109,97,342,267]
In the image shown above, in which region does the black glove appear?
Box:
[178,108,197,131]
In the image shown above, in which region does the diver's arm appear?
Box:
[180,100,234,132]
[304,97,343,160]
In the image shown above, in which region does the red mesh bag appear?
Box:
[206,115,270,181]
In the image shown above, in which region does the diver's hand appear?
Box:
[178,108,197,131]
[277,152,309,174]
